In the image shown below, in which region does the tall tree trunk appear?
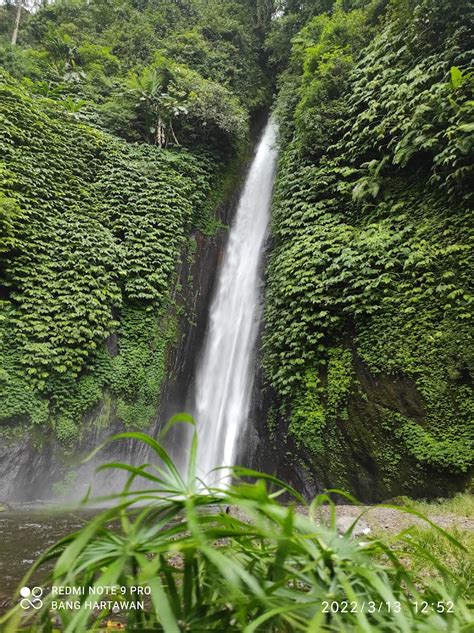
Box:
[11,0,23,46]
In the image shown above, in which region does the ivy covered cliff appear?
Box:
[0,0,272,495]
[263,0,473,499]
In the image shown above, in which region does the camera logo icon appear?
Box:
[19,586,44,610]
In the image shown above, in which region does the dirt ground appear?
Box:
[228,504,474,535]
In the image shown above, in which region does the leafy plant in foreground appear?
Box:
[1,416,472,632]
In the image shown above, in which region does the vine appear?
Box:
[0,72,218,442]
[264,0,473,493]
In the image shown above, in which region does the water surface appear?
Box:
[0,508,95,612]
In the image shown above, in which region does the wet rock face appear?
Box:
[245,345,472,504]
[242,363,321,500]
[159,222,232,423]
[0,432,38,501]
[0,429,74,502]
[326,361,471,502]
[155,173,249,450]
[0,402,127,502]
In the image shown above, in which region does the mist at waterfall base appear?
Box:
[185,120,278,486]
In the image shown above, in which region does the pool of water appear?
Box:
[0,507,96,612]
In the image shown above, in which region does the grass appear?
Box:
[398,493,474,519]
[385,526,474,601]
[370,493,474,601]
[1,416,472,632]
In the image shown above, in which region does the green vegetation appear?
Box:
[263,0,474,498]
[0,0,472,504]
[400,492,474,519]
[1,424,472,632]
[0,0,273,448]
[391,525,474,600]
[1,2,472,628]
[374,494,474,598]
[0,72,216,444]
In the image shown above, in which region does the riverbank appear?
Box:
[225,500,474,535]
[1,494,472,603]
[1,494,472,627]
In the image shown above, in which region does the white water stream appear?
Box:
[192,120,278,486]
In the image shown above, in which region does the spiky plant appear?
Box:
[2,416,472,632]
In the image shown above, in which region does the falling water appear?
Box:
[192,120,278,486]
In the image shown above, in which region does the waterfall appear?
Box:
[192,120,278,486]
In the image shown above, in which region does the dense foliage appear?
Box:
[0,2,472,627]
[0,72,217,445]
[0,0,272,145]
[1,425,471,632]
[0,0,273,453]
[263,0,474,498]
[1,0,472,502]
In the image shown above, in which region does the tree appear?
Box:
[124,58,247,147]
[127,62,187,147]
[11,0,23,45]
